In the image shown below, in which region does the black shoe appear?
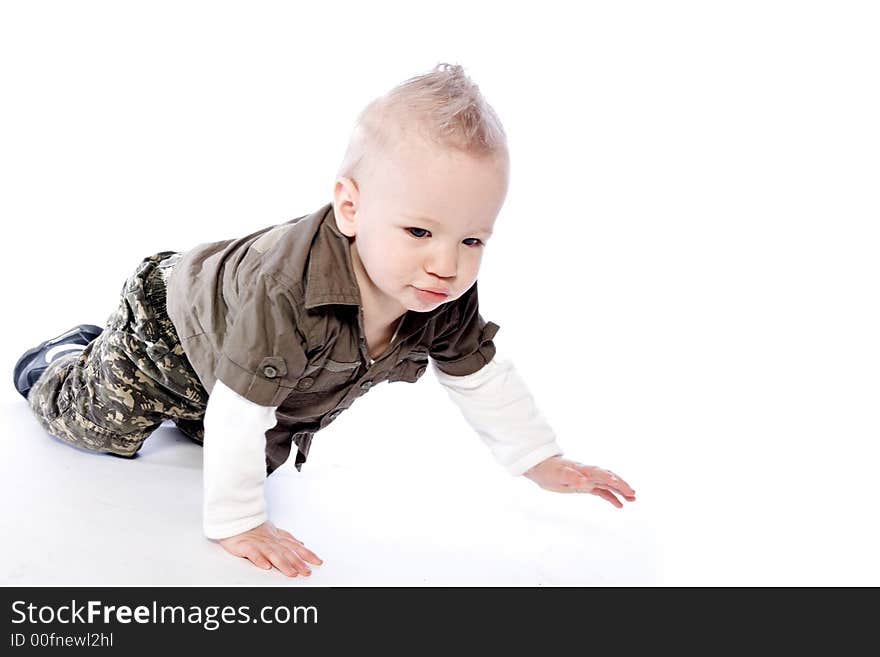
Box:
[13,324,104,400]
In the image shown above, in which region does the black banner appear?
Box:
[0,586,870,650]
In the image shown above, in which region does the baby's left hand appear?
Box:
[523,456,636,508]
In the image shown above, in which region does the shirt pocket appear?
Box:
[293,357,361,393]
[387,347,429,383]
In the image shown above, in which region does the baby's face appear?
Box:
[340,138,508,316]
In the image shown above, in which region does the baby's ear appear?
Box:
[331,191,359,238]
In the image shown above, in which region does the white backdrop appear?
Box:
[1,0,877,586]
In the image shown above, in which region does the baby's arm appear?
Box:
[432,350,563,474]
[202,380,322,576]
[433,351,635,507]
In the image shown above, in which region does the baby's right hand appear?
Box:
[216,520,323,577]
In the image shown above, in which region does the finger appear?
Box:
[277,536,323,565]
[291,542,324,566]
[277,539,317,574]
[265,549,300,578]
[603,483,636,500]
[562,466,589,488]
[599,469,635,497]
[286,552,313,577]
[278,536,310,555]
[570,474,600,493]
[277,529,305,545]
[241,545,273,571]
[590,488,623,508]
[573,465,636,497]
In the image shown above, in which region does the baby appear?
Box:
[14,63,636,578]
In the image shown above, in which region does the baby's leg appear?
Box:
[173,417,204,445]
[27,252,209,457]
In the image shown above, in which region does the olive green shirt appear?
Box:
[165,202,500,474]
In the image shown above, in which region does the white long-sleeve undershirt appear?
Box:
[431,352,564,475]
[202,379,278,540]
[202,351,563,540]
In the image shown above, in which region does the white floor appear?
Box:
[0,371,660,587]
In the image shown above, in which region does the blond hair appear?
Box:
[336,62,508,185]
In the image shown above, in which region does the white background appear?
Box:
[1,1,877,586]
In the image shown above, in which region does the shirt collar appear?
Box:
[303,203,362,309]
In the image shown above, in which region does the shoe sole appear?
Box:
[13,324,104,399]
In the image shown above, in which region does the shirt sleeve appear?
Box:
[215,272,309,406]
[202,378,280,540]
[429,281,500,377]
[431,348,564,475]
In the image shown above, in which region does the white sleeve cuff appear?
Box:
[202,378,280,540]
[432,350,564,476]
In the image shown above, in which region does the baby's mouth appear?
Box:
[412,286,450,301]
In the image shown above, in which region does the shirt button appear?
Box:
[296,377,314,390]
[360,380,373,391]
[263,365,278,379]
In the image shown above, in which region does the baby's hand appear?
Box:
[523,456,636,508]
[216,520,323,577]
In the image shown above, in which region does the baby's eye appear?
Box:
[406,227,430,238]
[463,238,483,247]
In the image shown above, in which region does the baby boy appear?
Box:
[15,63,636,578]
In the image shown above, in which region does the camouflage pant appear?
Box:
[27,252,210,457]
